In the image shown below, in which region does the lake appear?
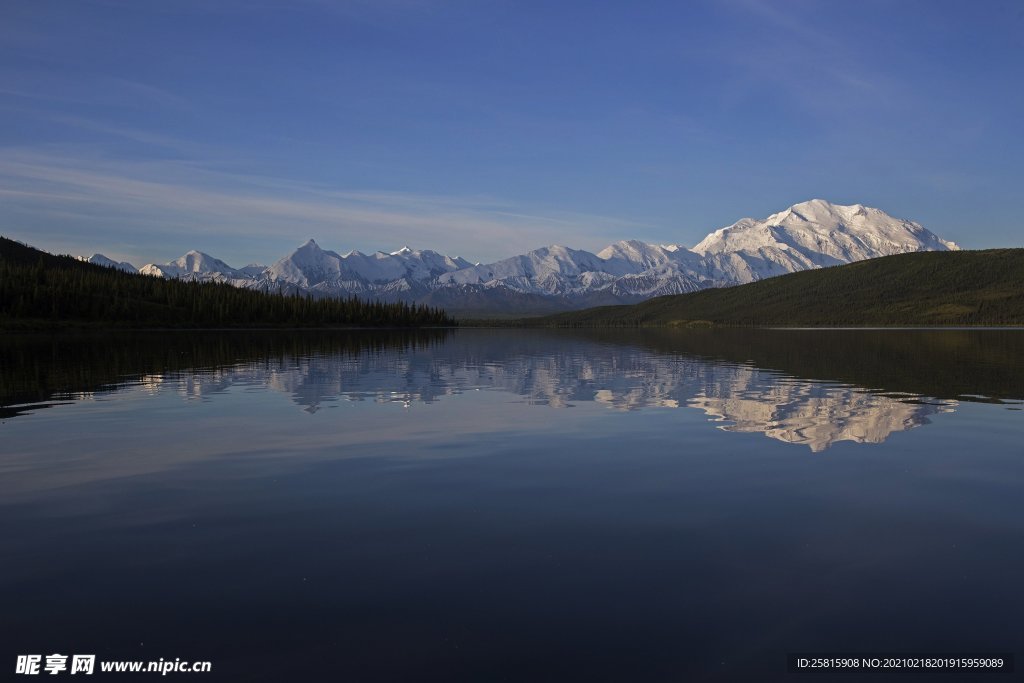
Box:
[2,329,1022,681]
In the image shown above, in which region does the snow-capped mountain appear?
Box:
[261,239,473,295]
[115,200,960,313]
[433,199,958,301]
[78,254,137,273]
[139,250,260,284]
[691,198,960,284]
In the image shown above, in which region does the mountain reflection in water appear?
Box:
[2,329,1020,451]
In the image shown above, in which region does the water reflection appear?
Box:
[5,329,1022,683]
[2,329,1021,450]
[688,372,954,451]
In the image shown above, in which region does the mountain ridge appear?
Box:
[86,200,960,315]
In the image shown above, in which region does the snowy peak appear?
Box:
[682,199,961,285]
[439,244,609,288]
[597,239,664,262]
[79,253,137,273]
[172,250,237,274]
[266,240,344,288]
[140,249,251,280]
[597,240,696,272]
[386,247,473,278]
[266,240,471,288]
[693,199,959,258]
[436,241,706,298]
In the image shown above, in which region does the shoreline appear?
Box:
[5,322,1024,333]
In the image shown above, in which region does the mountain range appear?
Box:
[84,199,960,315]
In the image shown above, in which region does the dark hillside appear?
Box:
[0,236,453,328]
[537,249,1024,327]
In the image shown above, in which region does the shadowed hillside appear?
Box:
[535,249,1024,327]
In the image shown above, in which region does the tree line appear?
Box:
[0,236,455,328]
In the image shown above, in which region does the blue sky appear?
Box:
[2,0,1022,266]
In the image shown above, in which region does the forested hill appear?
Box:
[533,249,1024,327]
[0,236,454,328]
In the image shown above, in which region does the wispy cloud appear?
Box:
[0,64,196,113]
[0,147,649,264]
[717,0,909,115]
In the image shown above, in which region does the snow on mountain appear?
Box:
[239,264,269,277]
[435,241,710,300]
[262,239,472,294]
[695,199,958,256]
[338,246,471,283]
[123,200,960,312]
[430,200,958,300]
[79,254,137,273]
[440,245,613,289]
[139,250,255,283]
[691,199,959,283]
[263,239,344,288]
[597,240,680,270]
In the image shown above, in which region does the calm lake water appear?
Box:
[2,329,1022,681]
